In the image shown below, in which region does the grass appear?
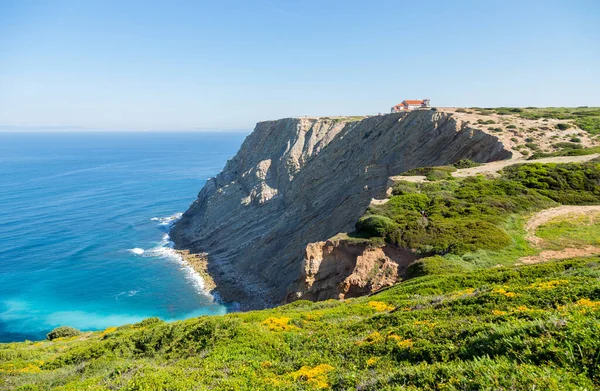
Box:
[2,257,600,390]
[359,161,600,266]
[536,212,600,250]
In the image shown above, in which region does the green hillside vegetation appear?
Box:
[2,161,600,390]
[1,257,600,390]
[358,161,600,266]
[536,212,600,250]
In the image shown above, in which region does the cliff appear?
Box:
[170,110,512,308]
[285,238,417,303]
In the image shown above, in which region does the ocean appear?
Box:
[0,131,247,342]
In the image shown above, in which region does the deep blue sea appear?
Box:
[0,131,247,342]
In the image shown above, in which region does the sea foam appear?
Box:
[143,213,213,300]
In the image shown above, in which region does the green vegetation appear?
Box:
[502,162,600,204]
[536,212,600,250]
[46,327,81,341]
[400,166,456,181]
[529,145,600,160]
[451,159,480,169]
[2,257,600,390]
[404,255,471,279]
[360,162,600,263]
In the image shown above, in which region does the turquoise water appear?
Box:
[0,131,247,342]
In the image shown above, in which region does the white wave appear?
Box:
[115,290,140,301]
[150,213,183,227]
[128,248,145,255]
[143,215,213,300]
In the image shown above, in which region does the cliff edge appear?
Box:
[170,110,511,308]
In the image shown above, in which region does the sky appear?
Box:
[0,0,599,131]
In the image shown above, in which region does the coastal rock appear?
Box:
[285,238,417,302]
[170,111,511,308]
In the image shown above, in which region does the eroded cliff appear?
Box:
[170,110,512,308]
[285,238,417,303]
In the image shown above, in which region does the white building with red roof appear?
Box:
[391,99,430,113]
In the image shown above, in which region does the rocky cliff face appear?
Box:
[285,238,416,303]
[170,110,511,309]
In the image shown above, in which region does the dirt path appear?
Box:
[519,205,600,264]
[453,153,599,178]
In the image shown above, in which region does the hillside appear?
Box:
[171,108,600,308]
[2,255,599,390]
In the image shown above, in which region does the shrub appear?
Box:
[135,317,164,328]
[391,182,418,196]
[553,142,582,150]
[570,137,581,143]
[46,326,81,341]
[455,108,467,113]
[356,215,399,237]
[405,256,469,279]
[555,123,571,130]
[506,124,517,129]
[525,142,540,151]
[401,166,456,181]
[452,159,481,169]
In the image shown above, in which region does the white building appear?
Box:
[391,99,431,113]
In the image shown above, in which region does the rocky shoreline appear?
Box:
[173,249,216,292]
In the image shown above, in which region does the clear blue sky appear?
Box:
[1,0,599,130]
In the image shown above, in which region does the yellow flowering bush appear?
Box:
[368,301,395,312]
[493,287,519,298]
[261,317,298,331]
[291,364,334,389]
[528,280,568,290]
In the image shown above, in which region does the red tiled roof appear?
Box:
[403,100,425,105]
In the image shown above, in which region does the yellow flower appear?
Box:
[492,310,507,315]
[291,364,334,389]
[366,357,379,366]
[451,288,475,298]
[414,320,436,328]
[261,317,299,331]
[576,298,600,309]
[19,364,41,373]
[528,280,568,290]
[396,338,414,348]
[100,327,118,338]
[493,287,519,298]
[368,301,395,312]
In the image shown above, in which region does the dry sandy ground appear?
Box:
[439,107,598,159]
[519,205,600,264]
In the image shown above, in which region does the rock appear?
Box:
[285,238,417,303]
[170,111,511,309]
